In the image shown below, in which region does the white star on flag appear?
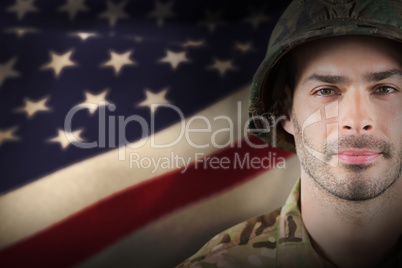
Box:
[101,50,136,75]
[235,42,254,53]
[14,96,51,118]
[182,40,205,48]
[4,27,39,37]
[207,58,237,76]
[138,88,170,114]
[199,9,225,32]
[159,50,189,70]
[0,57,20,87]
[48,128,85,150]
[58,0,89,21]
[148,0,175,26]
[0,126,19,146]
[98,0,129,27]
[78,90,110,114]
[6,0,38,21]
[73,32,97,41]
[41,50,77,78]
[243,8,270,29]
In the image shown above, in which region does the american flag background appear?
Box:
[0,0,300,267]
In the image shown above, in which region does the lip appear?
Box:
[335,150,382,165]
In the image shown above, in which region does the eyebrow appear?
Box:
[365,69,402,82]
[302,69,402,85]
[303,74,349,84]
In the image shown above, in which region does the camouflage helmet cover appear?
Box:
[248,0,402,152]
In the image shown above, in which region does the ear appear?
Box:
[281,85,294,135]
[282,117,294,135]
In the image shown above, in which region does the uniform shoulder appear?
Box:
[177,207,281,268]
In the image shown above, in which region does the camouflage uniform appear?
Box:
[178,180,402,268]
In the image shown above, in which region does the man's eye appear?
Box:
[314,88,335,96]
[375,86,397,94]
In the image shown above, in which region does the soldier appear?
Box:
[178,0,401,267]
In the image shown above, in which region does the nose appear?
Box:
[338,89,374,134]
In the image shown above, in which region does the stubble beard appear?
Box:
[291,112,402,201]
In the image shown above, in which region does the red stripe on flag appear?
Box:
[0,135,293,267]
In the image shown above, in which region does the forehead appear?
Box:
[292,36,402,78]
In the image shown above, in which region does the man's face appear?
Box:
[283,36,402,201]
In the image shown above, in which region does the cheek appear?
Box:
[384,113,402,146]
[294,106,333,146]
[372,100,402,140]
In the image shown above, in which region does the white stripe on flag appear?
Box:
[78,157,300,268]
[0,85,255,248]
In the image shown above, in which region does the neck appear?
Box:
[300,170,402,268]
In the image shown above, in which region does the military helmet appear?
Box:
[248,0,402,152]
